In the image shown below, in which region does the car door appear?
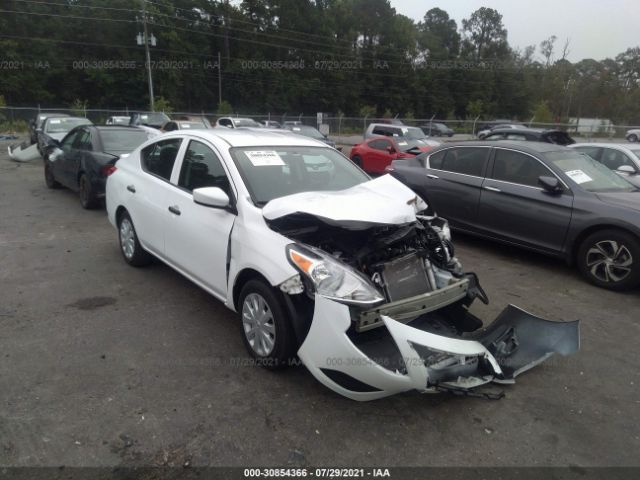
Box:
[365,138,394,173]
[128,137,185,256]
[71,129,94,190]
[163,138,236,297]
[416,146,490,230]
[49,129,80,188]
[476,147,573,254]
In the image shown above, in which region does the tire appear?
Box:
[117,211,153,267]
[577,229,640,291]
[44,162,61,189]
[351,155,362,168]
[628,134,638,143]
[79,174,99,209]
[238,279,297,369]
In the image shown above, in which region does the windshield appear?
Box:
[395,138,432,151]
[629,149,640,161]
[399,127,427,140]
[109,117,129,125]
[289,126,324,139]
[547,151,636,192]
[45,117,91,133]
[235,118,262,127]
[231,146,369,205]
[178,122,205,129]
[100,129,149,154]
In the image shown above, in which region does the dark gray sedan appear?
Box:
[389,141,640,290]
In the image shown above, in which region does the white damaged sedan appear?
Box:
[106,128,579,401]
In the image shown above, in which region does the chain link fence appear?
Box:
[2,106,638,141]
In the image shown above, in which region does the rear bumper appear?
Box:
[297,295,579,401]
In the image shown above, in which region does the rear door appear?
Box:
[414,146,490,229]
[127,137,185,256]
[477,147,573,253]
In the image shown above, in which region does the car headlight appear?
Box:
[286,244,384,306]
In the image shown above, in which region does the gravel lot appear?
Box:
[1,141,639,468]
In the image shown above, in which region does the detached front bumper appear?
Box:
[297,295,579,401]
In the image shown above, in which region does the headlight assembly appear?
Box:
[286,244,384,306]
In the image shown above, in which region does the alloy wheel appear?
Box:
[119,218,136,260]
[242,293,276,356]
[586,240,633,283]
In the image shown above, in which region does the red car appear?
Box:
[350,136,437,174]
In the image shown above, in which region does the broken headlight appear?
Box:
[286,244,384,306]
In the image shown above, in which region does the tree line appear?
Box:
[0,0,639,124]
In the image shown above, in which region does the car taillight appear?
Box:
[101,165,117,176]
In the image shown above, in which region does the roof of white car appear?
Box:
[172,127,326,147]
[572,143,640,150]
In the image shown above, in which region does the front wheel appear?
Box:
[628,134,638,143]
[118,211,153,267]
[577,229,640,291]
[44,163,60,189]
[239,279,296,369]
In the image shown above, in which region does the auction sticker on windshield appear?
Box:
[566,169,593,184]
[246,150,286,166]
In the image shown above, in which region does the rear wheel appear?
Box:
[79,174,99,209]
[577,229,640,291]
[628,134,638,143]
[44,163,60,189]
[239,279,296,369]
[118,211,152,267]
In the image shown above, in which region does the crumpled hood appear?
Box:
[262,174,428,228]
[596,191,640,212]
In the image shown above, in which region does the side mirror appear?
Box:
[617,165,636,175]
[538,176,563,194]
[193,186,231,209]
[386,146,396,154]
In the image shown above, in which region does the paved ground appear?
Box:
[1,141,639,468]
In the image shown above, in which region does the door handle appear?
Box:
[426,174,439,179]
[483,185,502,193]
[127,185,136,193]
[168,205,181,216]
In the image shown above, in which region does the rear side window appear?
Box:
[428,150,445,169]
[141,138,182,181]
[440,148,488,177]
[178,140,232,197]
[492,149,552,187]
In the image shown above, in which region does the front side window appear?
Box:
[492,149,552,187]
[427,150,445,169]
[60,131,79,152]
[600,148,636,171]
[178,140,232,198]
[72,129,92,150]
[369,139,392,151]
[141,138,182,181]
[440,147,488,177]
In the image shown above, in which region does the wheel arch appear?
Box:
[232,268,273,311]
[571,224,640,264]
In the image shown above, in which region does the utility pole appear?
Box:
[137,0,155,111]
[218,51,222,106]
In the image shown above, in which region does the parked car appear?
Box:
[475,119,515,134]
[283,124,339,150]
[421,122,454,137]
[29,112,69,144]
[105,129,578,400]
[262,120,282,129]
[364,123,431,140]
[36,116,92,156]
[483,127,575,145]
[173,115,212,129]
[570,143,640,187]
[389,141,640,290]
[215,117,262,128]
[44,126,149,209]
[161,120,208,132]
[106,116,130,126]
[282,121,303,127]
[626,129,640,142]
[350,136,437,174]
[477,124,521,140]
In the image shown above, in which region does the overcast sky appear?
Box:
[389,0,639,62]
